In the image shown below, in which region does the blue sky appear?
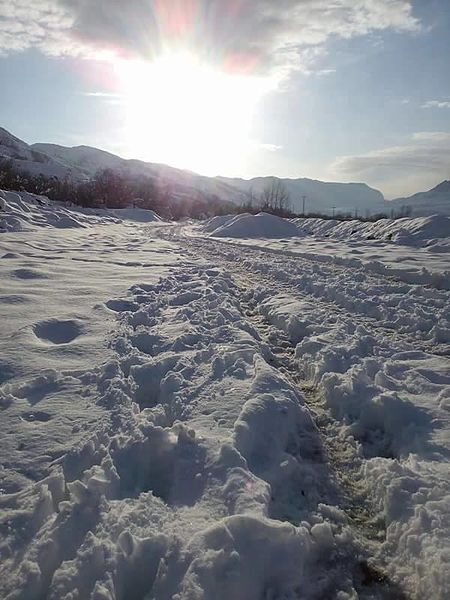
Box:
[0,1,449,198]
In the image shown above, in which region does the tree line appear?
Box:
[0,158,411,222]
[0,159,236,220]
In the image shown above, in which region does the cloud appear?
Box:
[0,1,420,77]
[332,132,450,176]
[412,131,450,142]
[261,143,283,152]
[330,132,450,196]
[422,100,450,109]
[82,92,124,98]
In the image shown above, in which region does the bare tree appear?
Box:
[259,179,291,215]
[241,187,256,213]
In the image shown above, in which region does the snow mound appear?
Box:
[110,208,162,223]
[294,214,450,248]
[201,214,236,233]
[211,212,300,238]
[0,189,119,232]
[0,190,163,231]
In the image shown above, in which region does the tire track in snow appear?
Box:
[3,221,448,598]
[1,256,378,599]
[168,225,450,599]
[159,225,414,598]
[177,230,450,357]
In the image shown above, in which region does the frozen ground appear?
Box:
[1,195,449,600]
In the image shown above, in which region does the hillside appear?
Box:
[9,126,450,216]
[389,180,450,216]
[218,175,385,214]
[33,143,387,214]
[0,126,387,213]
[0,127,76,181]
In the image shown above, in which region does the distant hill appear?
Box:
[0,127,73,180]
[390,181,450,216]
[1,125,387,214]
[216,175,385,215]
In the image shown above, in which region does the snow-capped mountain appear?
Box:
[390,180,450,216]
[216,175,385,215]
[32,142,386,214]
[0,127,76,180]
[0,126,391,214]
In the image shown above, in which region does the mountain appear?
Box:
[390,181,450,216]
[1,126,387,213]
[32,143,386,213]
[216,176,385,214]
[0,127,75,180]
[32,143,126,178]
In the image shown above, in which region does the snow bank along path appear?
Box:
[294,214,450,247]
[0,190,162,232]
[1,193,449,599]
[181,229,450,600]
[202,213,450,290]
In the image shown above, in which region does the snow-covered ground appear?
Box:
[202,212,450,289]
[1,195,449,599]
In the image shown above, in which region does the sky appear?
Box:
[0,1,449,199]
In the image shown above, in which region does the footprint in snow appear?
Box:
[33,319,84,344]
[20,410,52,423]
[13,268,48,279]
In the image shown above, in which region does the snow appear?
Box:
[207,212,301,238]
[197,213,450,289]
[1,190,450,599]
[110,208,162,223]
[294,214,450,247]
[0,190,162,232]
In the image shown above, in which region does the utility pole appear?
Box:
[301,195,306,215]
[332,206,336,217]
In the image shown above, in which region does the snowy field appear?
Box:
[1,192,449,600]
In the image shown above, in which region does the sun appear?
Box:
[115,52,269,175]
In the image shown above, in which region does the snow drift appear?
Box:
[207,212,301,238]
[0,190,162,232]
[294,214,450,248]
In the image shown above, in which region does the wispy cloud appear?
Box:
[82,92,124,98]
[412,131,450,141]
[422,100,450,109]
[330,132,450,197]
[333,132,450,175]
[261,143,283,152]
[0,1,420,78]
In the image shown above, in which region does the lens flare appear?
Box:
[115,52,271,174]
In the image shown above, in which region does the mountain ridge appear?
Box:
[390,180,450,216]
[1,126,449,215]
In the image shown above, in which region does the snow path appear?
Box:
[1,212,449,599]
[169,224,450,598]
[200,214,450,291]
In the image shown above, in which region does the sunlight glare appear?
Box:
[116,52,270,175]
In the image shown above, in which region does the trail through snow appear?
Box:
[1,197,449,600]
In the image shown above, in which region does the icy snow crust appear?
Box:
[0,193,449,599]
